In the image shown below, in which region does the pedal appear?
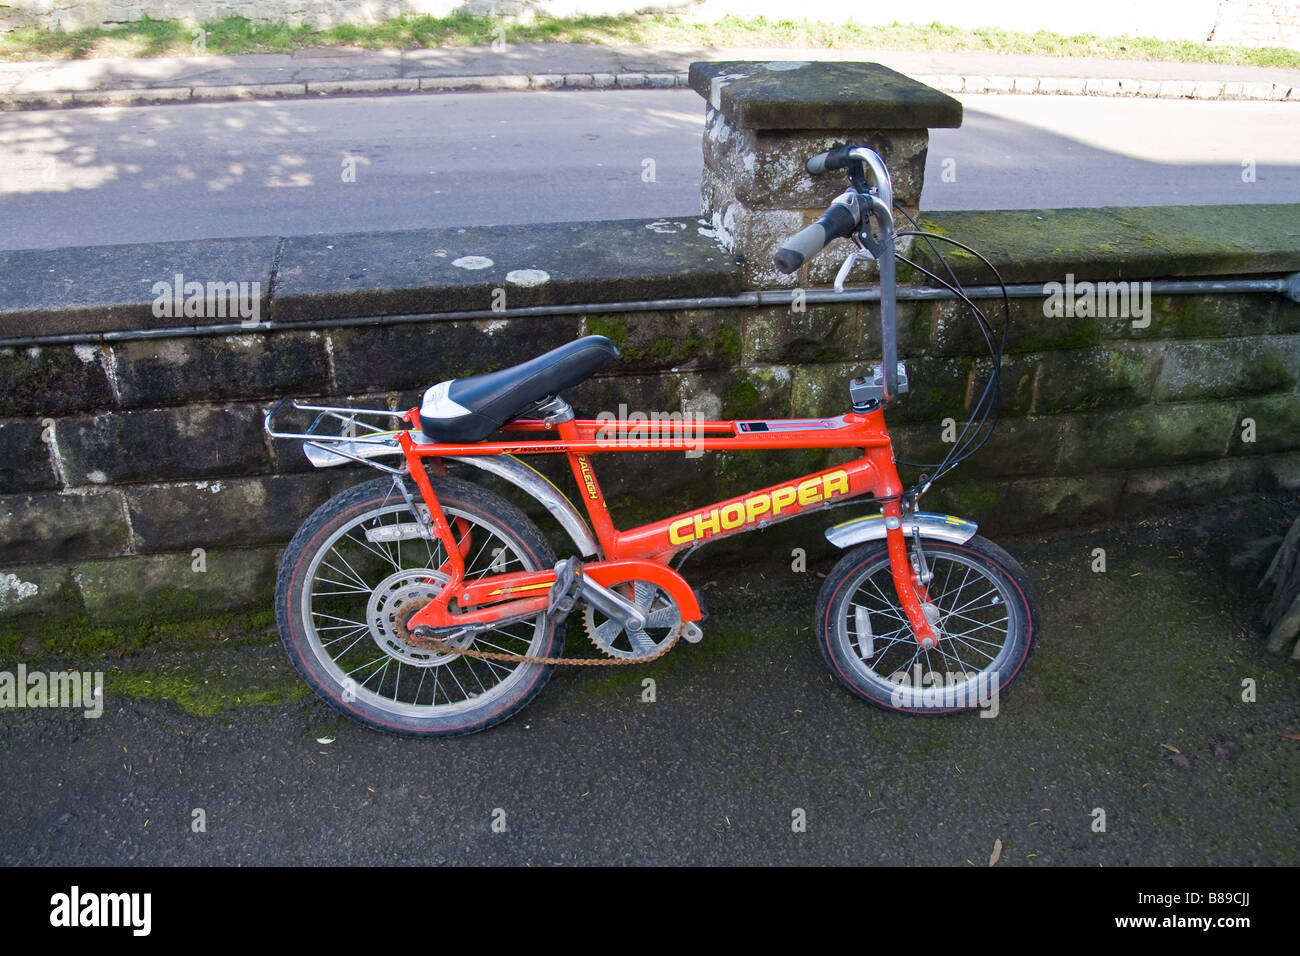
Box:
[546,557,585,621]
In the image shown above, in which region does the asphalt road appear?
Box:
[1,90,1297,250]
[1,509,1297,866]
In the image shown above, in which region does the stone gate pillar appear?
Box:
[689,60,963,288]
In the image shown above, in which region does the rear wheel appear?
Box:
[275,475,562,737]
[814,535,1039,714]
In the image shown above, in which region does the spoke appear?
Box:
[473,635,530,657]
[461,659,487,697]
[862,632,913,661]
[311,611,369,627]
[932,622,974,675]
[319,624,368,648]
[463,527,498,577]
[342,528,402,573]
[865,575,908,616]
[345,654,388,680]
[952,563,975,604]
[320,556,371,592]
[314,573,374,593]
[855,584,910,625]
[893,642,924,678]
[941,584,1001,620]
[937,557,957,602]
[943,600,1009,625]
[943,633,998,664]
[859,593,910,625]
[329,631,370,660]
[849,604,910,637]
[443,661,472,701]
[493,626,535,648]
[941,608,1010,635]
[477,656,513,681]
[323,550,374,593]
[363,657,392,690]
[941,625,1008,650]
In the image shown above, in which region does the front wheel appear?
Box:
[275,475,563,737]
[814,535,1039,714]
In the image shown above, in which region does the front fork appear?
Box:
[881,499,940,650]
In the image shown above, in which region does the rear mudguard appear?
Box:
[825,511,978,549]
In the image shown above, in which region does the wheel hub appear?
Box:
[366,569,467,667]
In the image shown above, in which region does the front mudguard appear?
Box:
[824,511,979,549]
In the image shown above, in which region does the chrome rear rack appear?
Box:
[264,397,415,473]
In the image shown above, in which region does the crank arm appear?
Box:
[578,575,647,633]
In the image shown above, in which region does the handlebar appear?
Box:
[805,145,894,210]
[772,190,862,275]
[804,145,855,176]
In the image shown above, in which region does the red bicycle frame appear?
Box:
[401,406,939,648]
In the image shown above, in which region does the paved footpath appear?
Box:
[1,42,1297,109]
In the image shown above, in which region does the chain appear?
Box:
[411,626,682,667]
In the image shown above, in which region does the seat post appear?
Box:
[532,395,574,427]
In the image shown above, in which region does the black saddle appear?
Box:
[419,335,619,442]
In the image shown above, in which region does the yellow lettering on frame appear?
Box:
[669,518,694,545]
[823,470,850,498]
[745,496,771,523]
[797,477,822,506]
[770,487,797,515]
[694,512,720,539]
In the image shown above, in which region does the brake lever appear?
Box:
[834,246,873,293]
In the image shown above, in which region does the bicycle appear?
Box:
[264,145,1040,737]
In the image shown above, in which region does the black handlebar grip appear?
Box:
[772,196,861,274]
[805,145,855,176]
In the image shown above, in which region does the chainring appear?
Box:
[583,579,683,660]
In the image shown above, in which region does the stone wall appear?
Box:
[1,205,1298,626]
[1210,0,1300,49]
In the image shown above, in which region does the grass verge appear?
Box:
[2,13,1297,68]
